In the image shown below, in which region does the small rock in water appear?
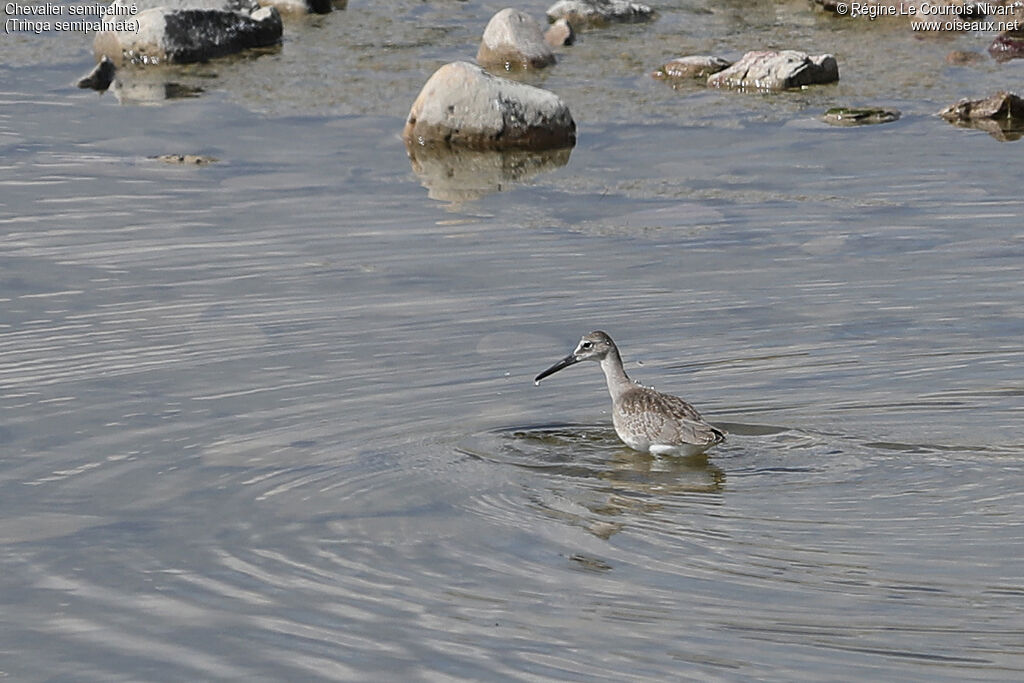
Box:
[989,24,1024,62]
[403,61,576,151]
[652,55,731,80]
[945,50,986,65]
[77,56,116,91]
[477,8,556,71]
[544,18,575,47]
[151,154,219,165]
[822,107,901,126]
[546,0,654,28]
[707,50,839,91]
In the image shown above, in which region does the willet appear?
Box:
[534,331,725,456]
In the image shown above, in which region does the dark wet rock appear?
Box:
[151,154,219,164]
[403,61,576,151]
[946,50,986,65]
[989,25,1024,62]
[545,18,576,47]
[707,50,838,91]
[546,0,654,28]
[407,145,571,203]
[652,55,731,80]
[77,55,116,91]
[822,107,901,126]
[477,8,556,71]
[94,0,282,66]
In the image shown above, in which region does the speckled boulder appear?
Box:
[477,8,556,71]
[403,61,576,151]
[707,50,838,91]
[546,0,654,27]
[93,0,282,65]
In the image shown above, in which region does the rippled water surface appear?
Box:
[2,0,1023,679]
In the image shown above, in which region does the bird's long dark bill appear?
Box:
[534,354,580,384]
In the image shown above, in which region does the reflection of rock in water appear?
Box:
[943,118,1023,142]
[109,73,205,105]
[407,145,572,203]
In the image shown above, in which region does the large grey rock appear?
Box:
[546,0,654,27]
[707,50,838,91]
[652,55,731,80]
[477,8,556,71]
[94,0,282,65]
[403,61,576,151]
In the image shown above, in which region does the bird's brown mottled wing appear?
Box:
[619,387,726,447]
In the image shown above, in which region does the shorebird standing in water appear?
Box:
[534,331,725,456]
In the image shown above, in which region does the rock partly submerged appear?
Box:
[151,154,219,165]
[77,55,117,90]
[545,18,576,47]
[707,50,838,90]
[939,90,1024,141]
[93,0,282,66]
[939,90,1024,121]
[946,50,987,65]
[403,61,576,151]
[652,55,731,80]
[477,8,556,71]
[546,0,654,28]
[822,107,901,126]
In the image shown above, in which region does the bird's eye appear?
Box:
[580,341,593,350]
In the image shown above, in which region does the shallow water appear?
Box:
[2,0,1024,680]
